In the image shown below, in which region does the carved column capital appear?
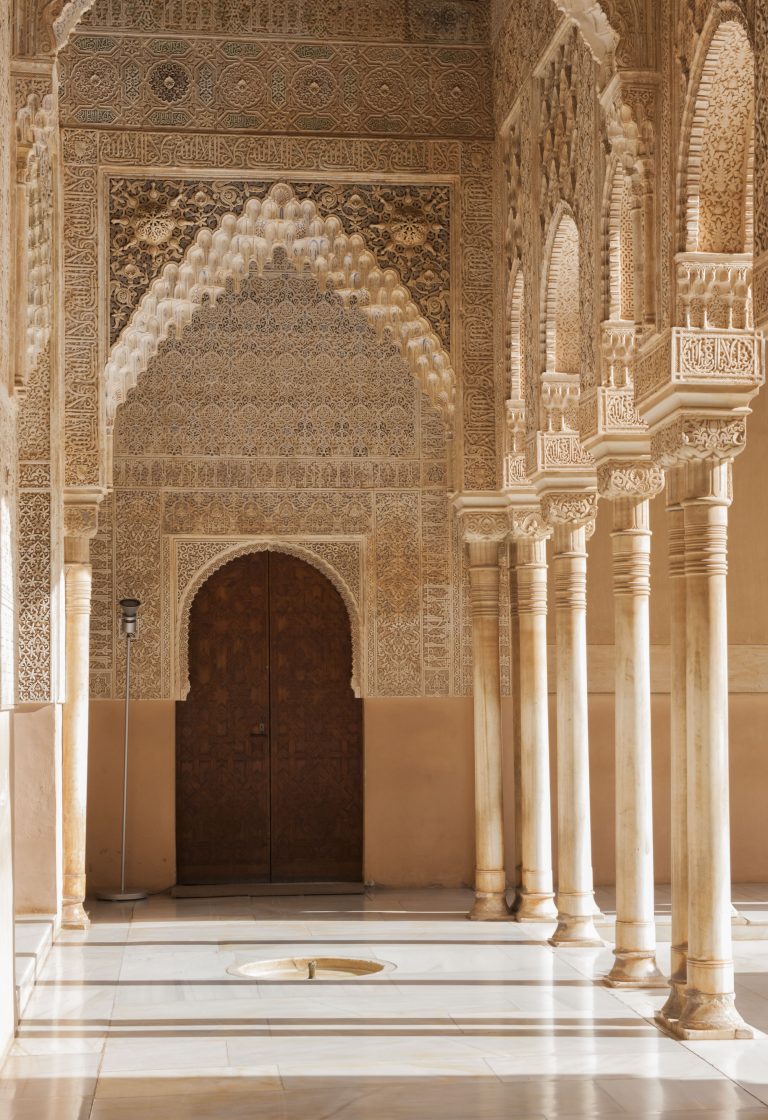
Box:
[509,506,551,542]
[459,511,509,546]
[541,491,598,532]
[650,416,747,467]
[64,489,102,563]
[597,461,665,502]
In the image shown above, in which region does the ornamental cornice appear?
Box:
[596,461,665,500]
[541,490,598,529]
[650,415,748,466]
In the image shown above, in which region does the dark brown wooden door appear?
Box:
[176,551,363,884]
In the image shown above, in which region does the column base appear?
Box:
[661,989,754,1040]
[61,899,90,930]
[515,891,558,923]
[604,950,667,988]
[548,913,604,947]
[468,893,513,921]
[657,976,687,1024]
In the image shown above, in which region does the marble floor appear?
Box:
[3,888,768,1119]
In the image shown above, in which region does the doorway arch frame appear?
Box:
[174,537,364,701]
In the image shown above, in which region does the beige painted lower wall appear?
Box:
[13,704,62,915]
[86,690,768,895]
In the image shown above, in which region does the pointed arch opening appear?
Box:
[683,17,754,255]
[175,547,363,885]
[539,208,581,437]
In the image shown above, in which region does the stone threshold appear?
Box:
[14,915,55,1018]
[171,881,366,898]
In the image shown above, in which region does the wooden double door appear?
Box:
[176,551,363,884]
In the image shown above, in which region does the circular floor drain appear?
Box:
[228,956,394,980]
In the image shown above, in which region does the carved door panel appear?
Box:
[176,551,362,884]
[269,552,363,882]
[176,553,271,884]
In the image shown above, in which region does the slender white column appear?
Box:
[509,543,523,909]
[62,544,93,930]
[601,467,665,986]
[514,530,557,922]
[464,529,511,920]
[675,458,751,1038]
[544,495,602,946]
[657,465,689,1025]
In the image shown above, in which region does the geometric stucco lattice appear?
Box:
[109,177,451,347]
[59,30,492,140]
[77,0,490,43]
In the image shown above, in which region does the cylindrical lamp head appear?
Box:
[119,597,141,638]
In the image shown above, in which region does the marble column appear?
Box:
[464,517,510,921]
[509,543,523,907]
[543,494,602,946]
[513,519,557,922]
[675,458,751,1038]
[657,465,689,1025]
[600,465,665,986]
[61,501,99,930]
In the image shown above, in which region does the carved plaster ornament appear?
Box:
[650,415,748,466]
[509,507,551,542]
[105,182,456,424]
[596,460,665,500]
[541,491,598,529]
[459,511,510,545]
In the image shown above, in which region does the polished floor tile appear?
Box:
[2,888,768,1118]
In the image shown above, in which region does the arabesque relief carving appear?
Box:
[108,178,451,347]
[90,268,458,700]
[59,28,492,139]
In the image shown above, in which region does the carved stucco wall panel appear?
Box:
[60,124,495,492]
[107,177,452,346]
[59,32,492,140]
[76,0,490,42]
[90,269,468,698]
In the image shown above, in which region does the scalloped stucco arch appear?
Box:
[679,7,754,254]
[176,540,364,703]
[540,202,581,377]
[105,182,456,436]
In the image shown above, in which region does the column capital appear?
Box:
[459,511,509,546]
[509,506,551,542]
[651,415,747,468]
[64,488,103,563]
[597,461,665,501]
[541,491,598,531]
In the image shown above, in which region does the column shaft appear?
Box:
[676,459,750,1038]
[467,539,509,920]
[515,538,557,921]
[509,545,523,907]
[549,523,601,946]
[658,466,689,1023]
[62,556,92,929]
[606,496,664,985]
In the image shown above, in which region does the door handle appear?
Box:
[250,722,267,736]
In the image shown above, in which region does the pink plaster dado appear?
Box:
[85,693,768,894]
